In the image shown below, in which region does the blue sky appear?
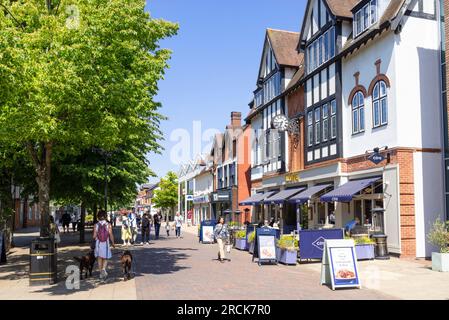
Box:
[145,0,306,183]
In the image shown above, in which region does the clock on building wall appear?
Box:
[271,115,289,131]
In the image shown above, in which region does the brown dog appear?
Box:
[120,250,133,281]
[74,250,96,279]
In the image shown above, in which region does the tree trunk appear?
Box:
[79,203,86,243]
[27,142,52,238]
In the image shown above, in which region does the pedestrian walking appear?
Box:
[71,214,78,232]
[174,212,183,238]
[121,212,132,246]
[128,210,138,244]
[141,213,151,244]
[93,210,115,281]
[213,216,229,263]
[165,220,171,237]
[61,211,71,233]
[154,211,162,239]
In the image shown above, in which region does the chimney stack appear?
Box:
[230,111,241,128]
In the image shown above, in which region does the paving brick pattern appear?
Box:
[134,230,393,300]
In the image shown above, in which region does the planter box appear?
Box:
[355,244,375,260]
[248,241,255,254]
[432,252,449,272]
[235,238,248,251]
[276,247,298,265]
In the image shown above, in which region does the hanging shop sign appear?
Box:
[321,239,361,290]
[252,227,277,266]
[186,195,194,201]
[298,229,344,260]
[367,152,386,165]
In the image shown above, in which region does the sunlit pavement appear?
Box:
[2,226,449,300]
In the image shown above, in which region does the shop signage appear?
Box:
[193,194,209,204]
[211,191,230,203]
[368,152,386,165]
[299,229,344,260]
[285,173,300,184]
[252,227,277,266]
[199,220,216,244]
[321,239,361,290]
[0,232,6,263]
[186,195,194,201]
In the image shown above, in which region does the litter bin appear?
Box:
[30,237,57,285]
[0,231,6,264]
[372,234,390,260]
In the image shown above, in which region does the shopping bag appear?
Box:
[225,244,232,253]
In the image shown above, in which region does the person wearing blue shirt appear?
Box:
[345,217,360,236]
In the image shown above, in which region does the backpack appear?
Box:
[97,223,109,243]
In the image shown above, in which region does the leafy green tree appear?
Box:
[152,171,178,218]
[0,0,178,236]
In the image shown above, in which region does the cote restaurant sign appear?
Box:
[285,173,300,184]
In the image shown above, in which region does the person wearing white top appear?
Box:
[174,212,183,238]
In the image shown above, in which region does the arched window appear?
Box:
[372,80,388,127]
[352,91,365,134]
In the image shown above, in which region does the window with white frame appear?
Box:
[373,80,388,127]
[314,108,321,144]
[263,72,281,104]
[330,100,337,139]
[352,91,365,134]
[322,103,329,142]
[306,27,335,74]
[353,0,378,38]
[307,111,313,147]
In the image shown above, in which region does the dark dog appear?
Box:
[120,250,133,281]
[74,250,96,279]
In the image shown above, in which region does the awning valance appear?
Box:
[320,177,381,202]
[239,191,278,206]
[288,184,332,204]
[264,187,306,205]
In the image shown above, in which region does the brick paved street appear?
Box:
[3,226,449,300]
[134,229,393,300]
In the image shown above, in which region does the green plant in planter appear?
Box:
[277,235,299,251]
[235,230,246,239]
[428,218,449,253]
[353,236,376,245]
[247,231,255,243]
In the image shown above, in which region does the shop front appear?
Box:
[193,194,211,224]
[211,189,232,221]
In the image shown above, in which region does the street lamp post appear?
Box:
[92,147,113,216]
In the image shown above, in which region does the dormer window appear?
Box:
[353,0,378,38]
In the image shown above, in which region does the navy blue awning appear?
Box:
[320,177,381,202]
[239,191,277,206]
[264,187,306,205]
[288,184,332,204]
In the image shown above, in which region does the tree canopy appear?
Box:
[0,0,178,236]
[152,171,178,212]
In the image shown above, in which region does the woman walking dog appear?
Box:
[93,210,115,281]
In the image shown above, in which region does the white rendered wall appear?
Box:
[395,15,442,150]
[342,31,398,158]
[342,15,441,158]
[194,173,213,196]
[413,152,445,258]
